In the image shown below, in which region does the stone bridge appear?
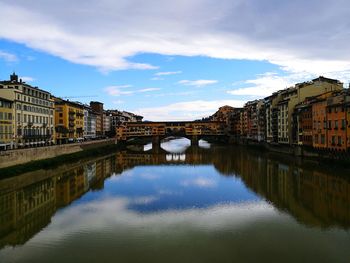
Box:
[116,121,227,147]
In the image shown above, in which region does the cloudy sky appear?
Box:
[0,0,349,120]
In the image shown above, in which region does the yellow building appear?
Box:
[54,98,84,144]
[277,76,343,144]
[0,73,55,148]
[0,97,14,149]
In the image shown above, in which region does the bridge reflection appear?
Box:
[0,146,350,248]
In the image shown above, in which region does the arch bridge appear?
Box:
[117,121,227,147]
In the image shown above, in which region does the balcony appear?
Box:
[69,110,76,115]
[23,135,52,139]
[27,122,33,127]
[69,116,75,121]
[69,122,75,127]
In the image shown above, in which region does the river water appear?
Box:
[0,138,349,263]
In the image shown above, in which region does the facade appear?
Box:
[294,100,313,146]
[229,108,243,136]
[0,98,14,149]
[83,106,97,140]
[325,91,350,151]
[276,77,343,145]
[0,73,55,148]
[107,109,143,137]
[55,98,84,144]
[103,112,111,136]
[90,101,104,137]
[212,105,235,124]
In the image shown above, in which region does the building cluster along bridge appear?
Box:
[116,121,227,146]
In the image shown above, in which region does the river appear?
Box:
[0,138,349,263]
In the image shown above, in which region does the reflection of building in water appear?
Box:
[85,162,97,190]
[56,166,87,207]
[1,148,350,249]
[115,147,350,228]
[0,176,56,247]
[230,150,350,228]
[0,155,116,248]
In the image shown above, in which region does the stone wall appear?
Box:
[0,139,116,168]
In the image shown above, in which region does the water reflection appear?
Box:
[0,139,350,262]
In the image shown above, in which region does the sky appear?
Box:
[0,0,350,121]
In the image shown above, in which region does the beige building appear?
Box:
[0,97,14,149]
[276,77,343,144]
[0,73,55,148]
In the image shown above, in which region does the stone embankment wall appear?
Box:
[229,136,350,162]
[0,139,116,168]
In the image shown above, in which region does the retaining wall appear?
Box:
[0,139,116,168]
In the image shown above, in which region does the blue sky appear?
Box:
[1,0,349,120]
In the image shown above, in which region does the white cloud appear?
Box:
[151,77,164,81]
[134,99,245,121]
[138,88,161,93]
[105,85,161,96]
[2,0,350,75]
[178,79,218,87]
[20,76,35,82]
[227,71,348,97]
[155,71,182,76]
[105,86,134,96]
[0,50,17,62]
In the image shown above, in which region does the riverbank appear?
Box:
[0,143,121,178]
[229,137,350,165]
[0,139,117,169]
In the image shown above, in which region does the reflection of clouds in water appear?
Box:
[180,177,217,188]
[22,197,273,244]
[144,143,152,151]
[158,189,183,196]
[131,196,159,205]
[199,140,210,149]
[161,138,190,153]
[166,153,186,161]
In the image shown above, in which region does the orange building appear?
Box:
[312,98,328,149]
[325,92,350,151]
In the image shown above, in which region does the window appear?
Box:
[338,136,342,145]
[332,136,336,145]
[334,120,338,129]
[321,134,325,144]
[342,119,346,129]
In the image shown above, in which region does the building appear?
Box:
[103,112,111,136]
[0,73,55,148]
[276,77,343,145]
[325,90,350,151]
[294,99,314,146]
[54,98,84,144]
[90,101,104,137]
[265,91,284,144]
[0,98,14,150]
[83,106,97,140]
[107,109,143,137]
[211,105,235,124]
[242,100,265,141]
[229,108,243,137]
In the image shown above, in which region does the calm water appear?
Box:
[0,139,350,263]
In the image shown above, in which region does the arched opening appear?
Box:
[161,137,191,153]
